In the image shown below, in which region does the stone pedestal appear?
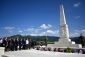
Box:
[0,47,5,57]
[47,38,82,48]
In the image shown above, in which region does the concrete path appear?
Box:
[3,49,85,57]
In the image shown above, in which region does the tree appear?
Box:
[66,47,72,53]
[44,36,48,46]
[79,34,85,48]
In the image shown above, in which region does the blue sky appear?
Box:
[0,0,85,37]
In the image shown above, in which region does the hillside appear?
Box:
[1,34,82,44]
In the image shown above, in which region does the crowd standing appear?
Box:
[0,38,85,54]
[0,38,36,51]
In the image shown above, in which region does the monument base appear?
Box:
[0,47,5,57]
[47,38,82,48]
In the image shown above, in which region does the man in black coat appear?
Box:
[2,38,8,51]
[22,39,26,50]
[15,38,19,51]
[19,39,23,50]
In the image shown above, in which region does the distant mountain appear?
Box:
[71,37,80,44]
[1,34,81,44]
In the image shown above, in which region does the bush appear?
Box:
[66,47,72,53]
[47,41,54,44]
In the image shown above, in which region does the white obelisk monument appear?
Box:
[60,4,69,39]
[47,5,82,48]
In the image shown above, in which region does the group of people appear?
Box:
[36,47,85,54]
[0,38,36,51]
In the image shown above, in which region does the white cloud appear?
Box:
[18,30,23,33]
[81,30,85,32]
[30,34,37,36]
[47,30,55,34]
[70,30,80,37]
[2,24,59,36]
[30,32,46,36]
[48,24,52,28]
[30,29,59,36]
[29,29,59,36]
[25,28,42,33]
[70,32,79,37]
[75,16,80,19]
[3,26,85,37]
[39,32,46,36]
[73,2,80,7]
[70,29,85,37]
[4,27,15,30]
[40,24,52,29]
[46,30,59,36]
[24,24,59,36]
[25,28,34,32]
[4,27,15,33]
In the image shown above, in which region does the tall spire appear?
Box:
[60,4,69,39]
[60,4,66,25]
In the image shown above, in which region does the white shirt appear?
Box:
[26,40,29,44]
[0,39,3,43]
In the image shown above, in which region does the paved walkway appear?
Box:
[3,49,85,57]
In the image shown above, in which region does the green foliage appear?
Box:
[47,41,54,44]
[79,34,85,47]
[66,47,72,53]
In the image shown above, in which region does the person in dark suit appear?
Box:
[11,39,15,51]
[28,38,31,49]
[15,38,19,51]
[31,40,35,49]
[22,39,26,50]
[19,39,22,50]
[2,38,8,51]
